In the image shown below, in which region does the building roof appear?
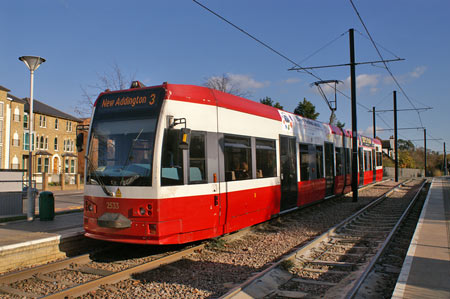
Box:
[0,85,11,92]
[23,98,82,122]
[7,93,27,104]
[7,92,81,122]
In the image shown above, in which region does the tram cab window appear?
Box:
[299,144,311,181]
[161,129,184,186]
[316,145,324,179]
[189,132,207,184]
[256,139,276,178]
[224,135,252,181]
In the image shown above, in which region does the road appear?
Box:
[22,190,84,214]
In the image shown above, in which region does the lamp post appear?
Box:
[19,56,46,221]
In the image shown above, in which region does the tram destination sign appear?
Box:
[95,88,165,117]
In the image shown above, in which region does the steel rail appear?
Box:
[220,180,406,299]
[0,254,92,284]
[344,179,427,299]
[42,243,205,298]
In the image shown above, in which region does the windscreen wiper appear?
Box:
[86,155,113,197]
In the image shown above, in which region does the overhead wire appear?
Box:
[193,0,442,149]
[349,0,425,127]
[193,0,374,115]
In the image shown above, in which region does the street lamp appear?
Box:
[19,55,46,221]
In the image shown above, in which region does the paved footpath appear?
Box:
[392,177,450,299]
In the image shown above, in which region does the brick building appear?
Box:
[0,85,81,177]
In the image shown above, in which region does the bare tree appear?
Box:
[74,62,136,117]
[203,74,251,98]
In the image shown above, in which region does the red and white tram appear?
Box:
[80,82,383,244]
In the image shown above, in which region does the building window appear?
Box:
[39,136,44,149]
[224,135,252,181]
[39,115,47,128]
[256,138,276,178]
[37,157,42,173]
[44,158,49,173]
[12,133,20,147]
[45,137,48,150]
[23,133,29,150]
[66,121,72,132]
[0,121,3,143]
[65,159,69,173]
[54,137,58,151]
[23,113,28,129]
[189,132,207,184]
[0,102,3,117]
[55,118,59,130]
[35,135,39,150]
[70,160,75,173]
[13,108,20,122]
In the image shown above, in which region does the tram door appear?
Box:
[324,142,335,196]
[279,136,298,211]
[359,148,364,185]
[372,149,377,182]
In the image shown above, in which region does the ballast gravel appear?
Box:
[80,180,400,298]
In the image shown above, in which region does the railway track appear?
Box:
[221,179,427,299]
[0,243,204,298]
[0,179,401,298]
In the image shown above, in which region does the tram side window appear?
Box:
[189,132,207,184]
[376,152,383,167]
[364,150,372,171]
[224,135,252,181]
[316,145,324,179]
[299,144,311,181]
[335,147,344,176]
[161,129,184,186]
[256,139,276,178]
[345,148,351,174]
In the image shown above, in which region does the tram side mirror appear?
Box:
[179,128,191,150]
[76,133,84,152]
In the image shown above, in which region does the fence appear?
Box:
[0,170,24,216]
[383,167,425,178]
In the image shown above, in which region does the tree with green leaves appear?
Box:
[294,98,319,120]
[398,139,415,151]
[336,120,345,129]
[329,111,345,129]
[260,96,284,110]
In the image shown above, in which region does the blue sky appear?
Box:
[1,0,449,152]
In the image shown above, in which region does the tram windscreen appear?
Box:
[86,88,164,186]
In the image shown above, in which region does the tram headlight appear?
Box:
[139,207,146,215]
[84,200,96,213]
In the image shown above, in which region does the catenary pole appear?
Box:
[349,28,358,202]
[444,142,447,175]
[424,128,427,177]
[393,91,398,182]
[373,106,376,139]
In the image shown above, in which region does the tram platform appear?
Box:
[392,176,450,299]
[0,191,84,274]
